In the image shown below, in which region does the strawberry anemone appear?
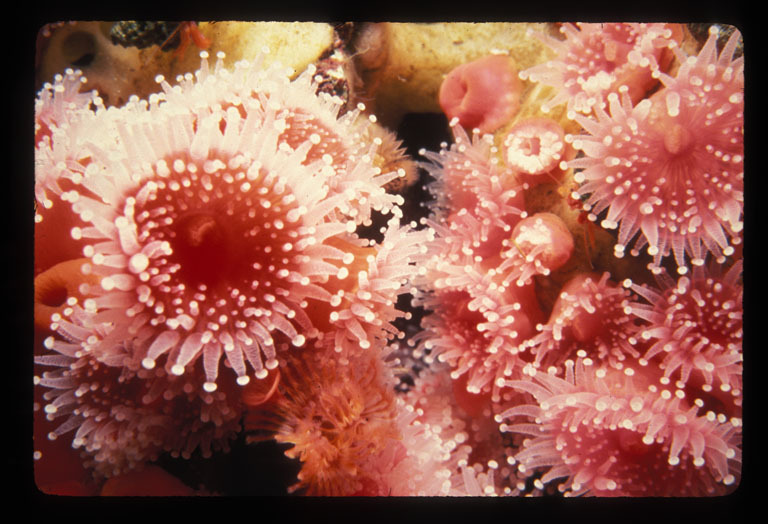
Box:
[46,53,410,392]
[35,306,243,477]
[412,286,538,400]
[413,117,572,403]
[531,272,642,369]
[624,260,743,419]
[411,211,549,401]
[519,23,679,117]
[566,27,743,273]
[34,48,426,489]
[498,358,741,496]
[496,212,574,288]
[419,119,526,224]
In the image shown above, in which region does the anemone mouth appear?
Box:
[140,197,296,297]
[168,211,236,288]
[442,294,485,348]
[504,119,565,177]
[662,122,693,156]
[128,153,306,307]
[615,427,649,456]
[519,136,542,157]
[662,278,742,356]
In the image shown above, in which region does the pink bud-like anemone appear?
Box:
[498,358,741,496]
[439,54,522,135]
[412,214,548,402]
[497,212,574,288]
[566,27,743,273]
[503,117,567,181]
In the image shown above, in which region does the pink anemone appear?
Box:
[35,305,243,477]
[503,117,567,181]
[498,358,741,496]
[439,54,522,134]
[531,272,641,369]
[520,23,679,117]
[624,260,743,418]
[566,27,743,273]
[41,52,415,393]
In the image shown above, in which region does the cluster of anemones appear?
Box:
[414,111,574,402]
[492,264,742,496]
[33,49,436,493]
[412,23,742,497]
[33,23,743,497]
